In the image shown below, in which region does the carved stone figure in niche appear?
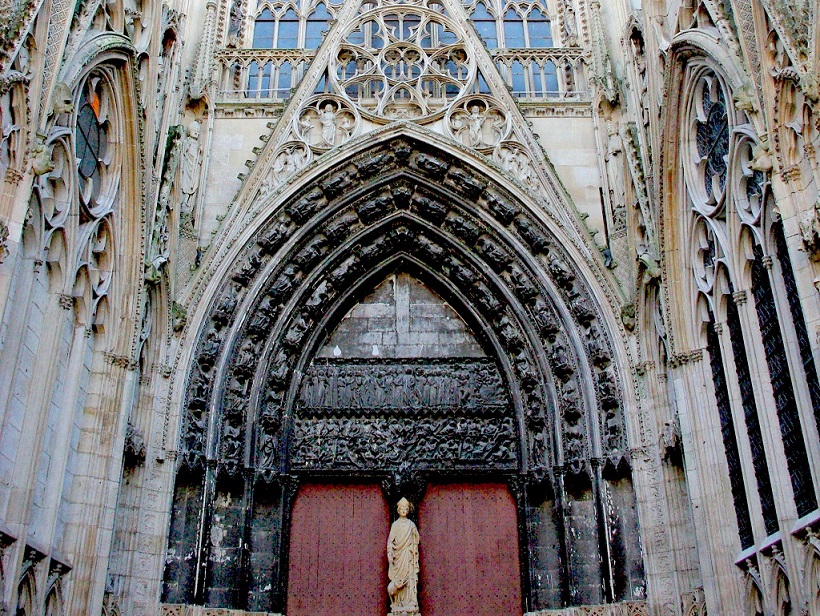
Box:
[562,0,578,46]
[449,99,508,149]
[494,142,540,193]
[604,121,627,230]
[297,98,357,149]
[0,86,21,179]
[179,121,203,217]
[387,498,420,616]
[273,143,309,182]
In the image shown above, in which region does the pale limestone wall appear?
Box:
[201,118,273,244]
[0,0,818,614]
[531,115,604,244]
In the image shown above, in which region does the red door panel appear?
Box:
[287,483,389,616]
[419,483,522,615]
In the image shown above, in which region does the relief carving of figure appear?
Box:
[179,120,203,216]
[604,120,627,230]
[468,105,483,146]
[321,104,338,145]
[387,498,420,615]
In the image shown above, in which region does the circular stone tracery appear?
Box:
[330,3,475,121]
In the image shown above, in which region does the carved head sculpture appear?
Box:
[188,120,201,139]
[397,497,411,517]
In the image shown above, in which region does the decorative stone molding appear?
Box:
[104,352,132,368]
[161,606,282,616]
[525,599,649,615]
[172,301,187,332]
[799,200,820,261]
[180,136,627,481]
[123,421,146,467]
[0,220,9,264]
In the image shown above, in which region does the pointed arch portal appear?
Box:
[163,135,645,612]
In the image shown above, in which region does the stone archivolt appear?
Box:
[180,135,625,482]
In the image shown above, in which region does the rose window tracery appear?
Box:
[688,73,730,208]
[329,3,475,121]
[75,75,118,220]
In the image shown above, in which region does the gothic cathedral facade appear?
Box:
[0,0,818,614]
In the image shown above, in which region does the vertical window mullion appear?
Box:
[706,310,755,548]
[750,247,818,516]
[725,290,780,536]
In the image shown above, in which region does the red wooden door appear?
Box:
[287,483,389,616]
[419,483,522,615]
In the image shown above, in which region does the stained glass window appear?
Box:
[76,78,108,203]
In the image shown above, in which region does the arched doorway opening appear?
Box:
[163,134,644,613]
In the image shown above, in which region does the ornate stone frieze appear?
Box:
[298,360,508,413]
[291,416,517,471]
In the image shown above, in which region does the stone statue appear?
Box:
[179,120,203,215]
[604,120,627,229]
[468,105,483,146]
[387,498,420,615]
[321,104,337,145]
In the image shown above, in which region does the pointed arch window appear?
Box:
[772,222,820,432]
[705,307,754,548]
[305,2,331,48]
[252,8,275,48]
[682,65,818,550]
[471,3,497,48]
[277,8,299,49]
[750,246,817,516]
[527,6,553,47]
[724,284,779,536]
[503,8,525,47]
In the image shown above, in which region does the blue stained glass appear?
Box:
[510,60,526,96]
[472,3,497,48]
[528,8,552,47]
[278,61,292,96]
[306,3,331,48]
[504,9,525,47]
[544,60,558,94]
[253,10,275,48]
[247,61,260,96]
[277,9,299,48]
[260,62,273,96]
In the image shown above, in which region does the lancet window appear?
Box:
[251,1,337,49]
[683,65,818,548]
[464,0,553,49]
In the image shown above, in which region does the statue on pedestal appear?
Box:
[387,498,420,615]
[179,120,203,217]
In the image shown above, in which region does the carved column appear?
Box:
[63,356,139,614]
[30,322,92,601]
[272,474,300,613]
